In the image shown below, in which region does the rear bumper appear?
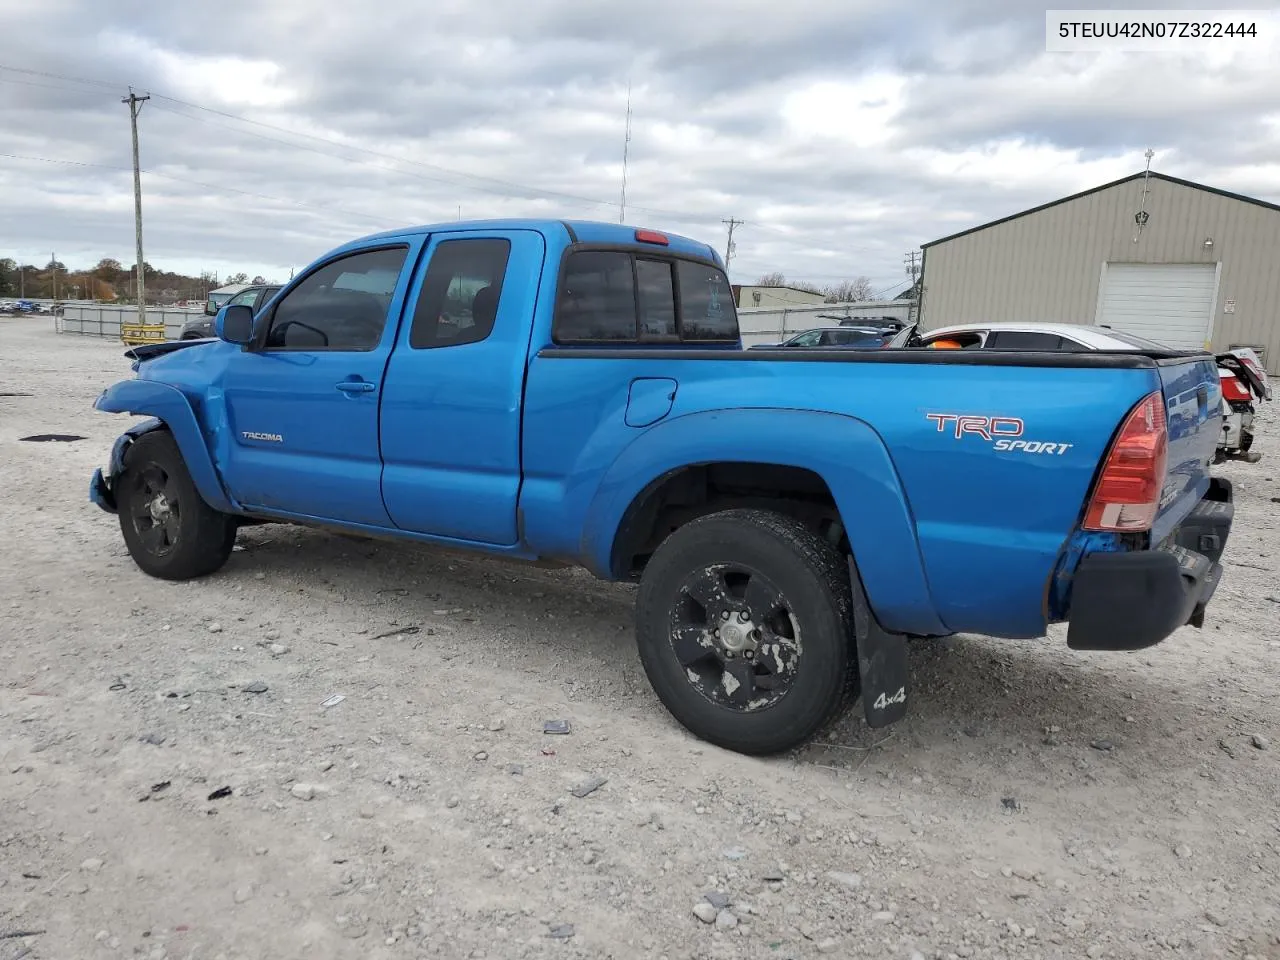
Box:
[1066,480,1232,651]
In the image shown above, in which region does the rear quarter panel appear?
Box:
[521,353,1161,639]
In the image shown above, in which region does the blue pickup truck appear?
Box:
[89,218,1233,755]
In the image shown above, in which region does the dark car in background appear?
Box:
[838,315,904,334]
[749,325,888,350]
[180,284,281,340]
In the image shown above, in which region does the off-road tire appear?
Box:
[635,508,858,755]
[116,430,237,580]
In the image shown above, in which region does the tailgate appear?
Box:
[1152,356,1222,544]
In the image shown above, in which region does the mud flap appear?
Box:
[848,556,909,728]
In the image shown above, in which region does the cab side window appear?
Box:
[409,238,512,349]
[263,246,408,351]
[985,331,1067,351]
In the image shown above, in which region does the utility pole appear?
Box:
[51,252,58,302]
[904,250,922,323]
[123,88,150,325]
[619,80,632,224]
[722,218,744,268]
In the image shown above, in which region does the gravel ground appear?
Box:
[2,316,1278,960]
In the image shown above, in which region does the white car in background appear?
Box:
[887,322,1270,464]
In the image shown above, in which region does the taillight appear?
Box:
[1239,355,1266,383]
[1219,370,1252,402]
[1083,390,1168,532]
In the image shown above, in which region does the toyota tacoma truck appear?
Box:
[88,218,1233,755]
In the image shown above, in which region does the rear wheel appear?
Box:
[635,508,858,755]
[115,430,237,580]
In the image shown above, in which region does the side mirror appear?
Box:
[216,304,255,345]
[205,300,219,316]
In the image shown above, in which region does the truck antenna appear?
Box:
[619,80,632,224]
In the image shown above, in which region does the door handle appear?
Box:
[336,380,375,394]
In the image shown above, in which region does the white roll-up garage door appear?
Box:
[1094,262,1218,350]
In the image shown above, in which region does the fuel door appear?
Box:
[625,377,678,428]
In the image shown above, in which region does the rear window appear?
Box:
[557,251,637,341]
[636,259,677,339]
[676,260,736,341]
[554,250,738,344]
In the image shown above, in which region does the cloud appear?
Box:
[1,0,1278,293]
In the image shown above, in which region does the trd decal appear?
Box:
[926,413,1073,456]
[926,413,1023,440]
[241,431,284,443]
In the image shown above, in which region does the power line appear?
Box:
[0,65,119,90]
[0,75,113,95]
[741,289,836,306]
[0,62,877,260]
[0,64,634,212]
[0,153,400,227]
[0,62,830,235]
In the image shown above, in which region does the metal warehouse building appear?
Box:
[919,171,1280,373]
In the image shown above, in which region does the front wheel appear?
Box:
[635,508,858,755]
[115,430,237,580]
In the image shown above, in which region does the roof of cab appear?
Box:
[348,218,722,264]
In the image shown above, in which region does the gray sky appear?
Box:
[2,1,1278,293]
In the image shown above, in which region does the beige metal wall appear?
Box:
[735,285,828,309]
[921,176,1280,372]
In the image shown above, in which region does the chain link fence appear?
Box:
[56,305,202,341]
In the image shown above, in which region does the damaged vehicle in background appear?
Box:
[886,321,1271,464]
[748,325,888,350]
[1214,346,1270,463]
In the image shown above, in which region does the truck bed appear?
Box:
[524,344,1220,640]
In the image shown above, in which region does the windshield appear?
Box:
[884,322,918,348]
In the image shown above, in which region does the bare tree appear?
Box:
[757,271,787,287]
[823,277,874,302]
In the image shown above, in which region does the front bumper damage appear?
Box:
[88,417,166,516]
[90,467,116,513]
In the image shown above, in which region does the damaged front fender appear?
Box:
[91,380,238,514]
